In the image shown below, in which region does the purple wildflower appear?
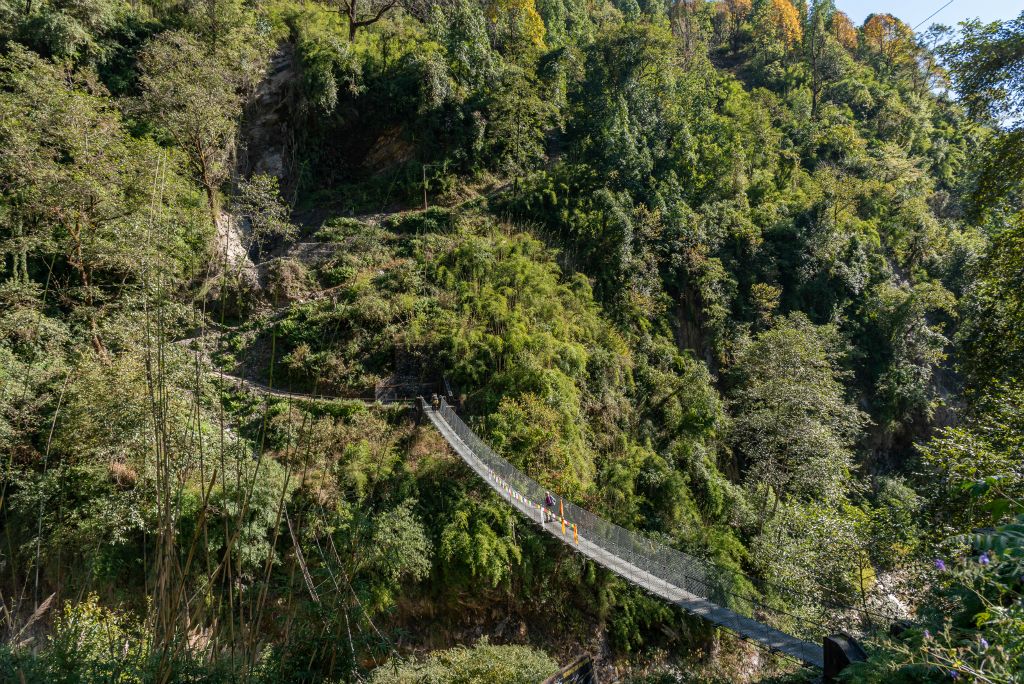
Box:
[979,552,991,566]
[934,559,947,571]
[924,629,931,640]
[948,671,959,679]
[980,637,989,651]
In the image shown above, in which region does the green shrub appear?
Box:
[369,639,557,683]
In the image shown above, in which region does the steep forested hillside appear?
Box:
[0,0,1021,681]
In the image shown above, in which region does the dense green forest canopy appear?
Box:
[0,0,1021,681]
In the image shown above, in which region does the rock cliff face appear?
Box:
[238,43,299,200]
[208,42,299,310]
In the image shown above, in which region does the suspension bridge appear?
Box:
[197,342,867,676]
[420,396,868,677]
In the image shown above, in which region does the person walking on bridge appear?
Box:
[544,491,555,523]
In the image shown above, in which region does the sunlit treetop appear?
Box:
[830,10,858,50]
[719,0,753,47]
[487,0,547,52]
[723,0,753,19]
[764,0,803,47]
[863,12,913,59]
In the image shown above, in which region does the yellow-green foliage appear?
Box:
[486,0,547,53]
[370,638,557,683]
[439,500,523,587]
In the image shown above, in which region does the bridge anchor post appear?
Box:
[823,633,866,682]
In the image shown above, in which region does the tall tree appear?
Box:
[939,12,1024,212]
[958,213,1024,390]
[670,0,711,60]
[861,12,914,76]
[729,314,866,520]
[335,0,401,41]
[138,30,249,225]
[805,0,849,117]
[829,9,857,50]
[0,47,194,354]
[721,0,752,52]
[753,0,802,49]
[485,0,547,55]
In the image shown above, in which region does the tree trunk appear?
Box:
[205,184,219,227]
[193,139,220,229]
[68,220,108,359]
[347,0,359,42]
[200,162,219,230]
[9,219,23,284]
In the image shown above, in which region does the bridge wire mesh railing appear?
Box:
[433,398,834,643]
